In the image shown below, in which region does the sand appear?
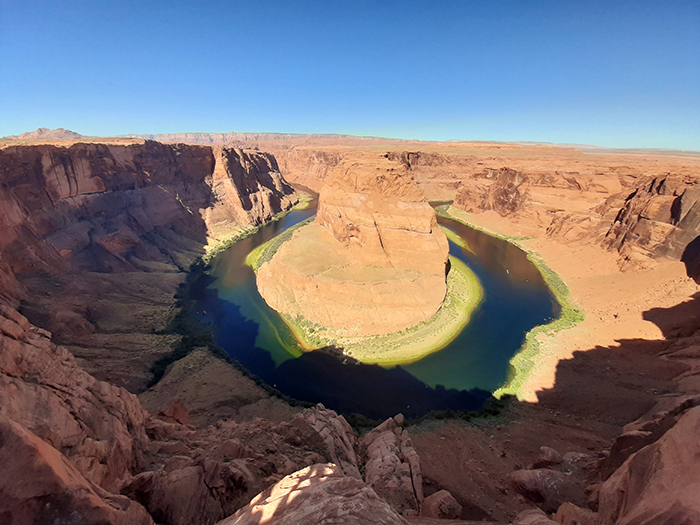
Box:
[445,207,699,402]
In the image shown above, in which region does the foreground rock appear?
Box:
[257,154,449,337]
[597,405,700,524]
[0,306,148,492]
[218,463,409,525]
[421,489,463,519]
[362,415,423,516]
[0,415,154,525]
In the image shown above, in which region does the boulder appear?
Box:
[513,508,558,525]
[421,489,462,519]
[217,464,409,525]
[532,446,564,469]
[289,405,361,478]
[158,399,190,425]
[507,469,570,513]
[363,419,423,515]
[555,502,598,525]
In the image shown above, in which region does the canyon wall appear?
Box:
[0,141,298,390]
[272,143,700,276]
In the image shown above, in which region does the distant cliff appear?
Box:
[0,141,299,390]
[0,141,297,303]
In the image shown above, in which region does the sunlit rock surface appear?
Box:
[256,154,449,337]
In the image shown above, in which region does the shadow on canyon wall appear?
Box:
[681,235,700,284]
[192,277,492,421]
[0,142,296,392]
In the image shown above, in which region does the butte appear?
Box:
[255,154,450,341]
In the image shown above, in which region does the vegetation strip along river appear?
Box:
[193,196,561,418]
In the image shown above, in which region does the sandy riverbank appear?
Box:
[247,220,484,365]
[443,207,699,402]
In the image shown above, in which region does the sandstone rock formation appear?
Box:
[0,141,298,390]
[596,404,700,525]
[604,175,700,268]
[362,415,423,516]
[0,415,154,525]
[0,302,368,524]
[218,463,409,525]
[2,134,700,524]
[0,306,148,492]
[256,154,449,337]
[421,489,463,519]
[512,508,559,524]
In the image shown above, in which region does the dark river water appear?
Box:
[194,196,559,419]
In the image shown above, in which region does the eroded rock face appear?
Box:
[0,142,297,297]
[0,306,148,492]
[604,176,700,266]
[0,141,299,391]
[218,463,409,525]
[362,415,423,516]
[597,405,700,525]
[0,415,154,525]
[256,155,449,336]
[454,167,530,217]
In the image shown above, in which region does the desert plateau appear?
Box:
[0,127,698,524]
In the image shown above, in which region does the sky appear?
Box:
[1,0,698,149]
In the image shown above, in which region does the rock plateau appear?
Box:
[256,154,449,337]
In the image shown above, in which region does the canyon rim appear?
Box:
[0,129,699,524]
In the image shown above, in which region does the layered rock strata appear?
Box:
[256,155,449,336]
[0,141,298,390]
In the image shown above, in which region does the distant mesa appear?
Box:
[255,153,451,343]
[4,127,84,140]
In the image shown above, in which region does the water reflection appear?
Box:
[195,198,559,418]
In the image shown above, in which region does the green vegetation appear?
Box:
[245,216,315,271]
[246,226,485,365]
[439,224,472,252]
[435,205,585,400]
[202,192,313,265]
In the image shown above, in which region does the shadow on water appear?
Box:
[194,197,559,419]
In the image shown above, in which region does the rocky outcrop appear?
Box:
[122,405,360,525]
[289,404,361,478]
[513,508,559,524]
[603,176,700,265]
[362,415,423,516]
[0,300,368,524]
[256,154,449,337]
[507,469,572,513]
[554,502,598,525]
[421,489,463,519]
[0,306,148,492]
[218,463,409,525]
[0,415,154,525]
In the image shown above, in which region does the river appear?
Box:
[194,194,559,419]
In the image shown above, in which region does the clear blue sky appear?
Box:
[1,0,698,149]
